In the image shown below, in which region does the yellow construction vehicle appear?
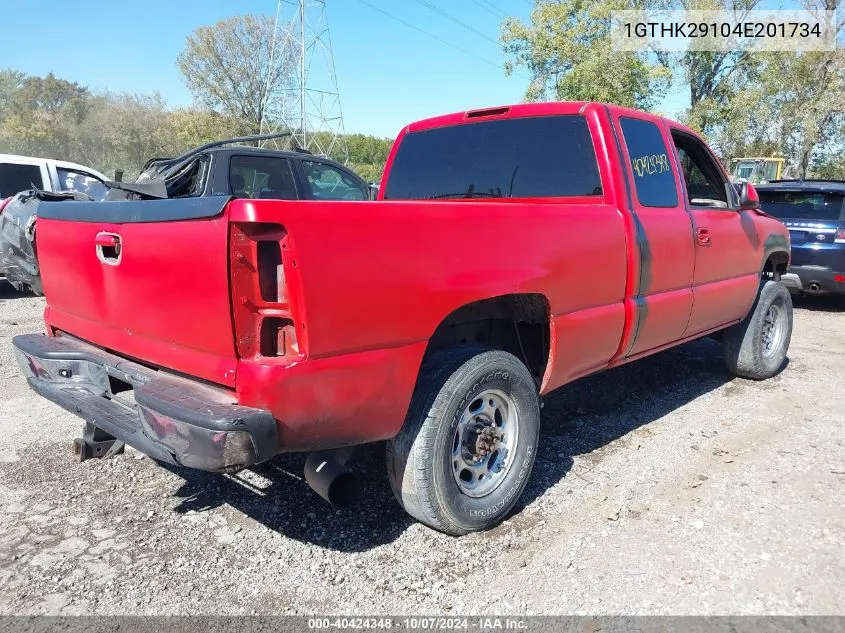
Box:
[729,156,787,184]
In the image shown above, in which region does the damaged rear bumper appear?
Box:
[12,333,278,472]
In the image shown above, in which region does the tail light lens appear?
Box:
[230,222,304,360]
[835,228,845,243]
[0,197,11,214]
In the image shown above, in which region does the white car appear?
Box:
[1,155,110,290]
[0,154,109,201]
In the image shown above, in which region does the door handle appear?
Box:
[95,233,118,248]
[696,227,711,247]
[95,231,122,265]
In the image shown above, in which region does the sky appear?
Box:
[1,0,690,139]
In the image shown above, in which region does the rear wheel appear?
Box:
[387,347,540,535]
[723,279,793,380]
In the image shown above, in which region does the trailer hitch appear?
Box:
[72,421,125,462]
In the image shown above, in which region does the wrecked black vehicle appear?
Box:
[0,190,91,295]
[0,133,371,293]
[107,131,370,202]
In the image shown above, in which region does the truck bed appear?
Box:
[33,194,628,449]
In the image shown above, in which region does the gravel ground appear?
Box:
[0,282,843,615]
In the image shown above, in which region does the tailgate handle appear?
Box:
[95,232,122,265]
[95,233,117,247]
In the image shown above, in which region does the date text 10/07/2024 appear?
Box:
[307,618,529,630]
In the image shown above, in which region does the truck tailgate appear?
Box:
[35,197,238,387]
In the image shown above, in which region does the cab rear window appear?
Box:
[384,115,602,200]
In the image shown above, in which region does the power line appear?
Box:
[478,0,508,18]
[469,0,503,19]
[354,0,504,70]
[413,0,501,46]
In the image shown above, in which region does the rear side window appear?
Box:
[0,163,44,197]
[384,115,602,200]
[619,117,678,208]
[763,161,780,181]
[230,155,297,200]
[302,160,367,201]
[57,168,107,201]
[759,191,845,221]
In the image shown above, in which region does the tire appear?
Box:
[723,279,793,380]
[387,347,540,536]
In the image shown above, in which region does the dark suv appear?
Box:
[131,137,370,202]
[756,180,845,297]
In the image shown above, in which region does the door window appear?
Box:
[230,155,298,200]
[302,161,367,201]
[619,117,678,208]
[734,161,757,181]
[671,132,733,209]
[57,168,108,201]
[763,161,780,182]
[0,163,44,197]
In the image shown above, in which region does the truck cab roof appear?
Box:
[0,153,108,182]
[401,101,695,135]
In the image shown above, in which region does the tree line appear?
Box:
[503,0,844,178]
[1,5,841,183]
[0,64,391,182]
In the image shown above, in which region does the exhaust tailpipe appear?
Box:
[808,282,821,293]
[304,447,360,507]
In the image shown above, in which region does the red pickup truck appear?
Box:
[13,102,792,535]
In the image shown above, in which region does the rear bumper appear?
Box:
[12,333,279,472]
[782,265,845,296]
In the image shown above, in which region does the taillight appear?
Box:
[0,197,11,214]
[835,228,845,243]
[230,222,303,360]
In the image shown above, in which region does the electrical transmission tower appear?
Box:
[265,0,348,162]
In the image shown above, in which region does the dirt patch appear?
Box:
[0,290,843,614]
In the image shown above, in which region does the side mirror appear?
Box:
[739,180,760,210]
